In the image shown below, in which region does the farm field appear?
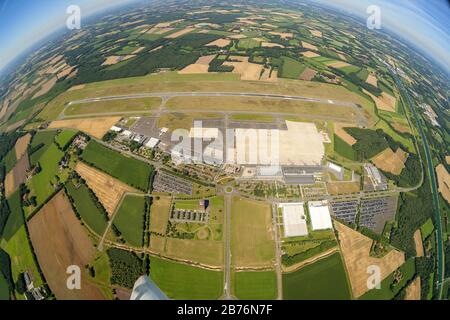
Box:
[64,97,162,116]
[282,252,351,300]
[48,117,121,139]
[0,273,9,299]
[14,133,32,159]
[4,152,30,198]
[65,180,108,235]
[55,129,78,149]
[149,196,171,234]
[81,140,153,191]
[360,258,415,300]
[233,271,277,300]
[75,161,139,217]
[29,130,58,165]
[149,257,223,299]
[28,143,64,208]
[28,191,105,299]
[165,237,224,266]
[113,195,146,247]
[279,57,306,79]
[436,164,450,203]
[371,148,407,175]
[0,192,43,292]
[230,197,275,268]
[335,222,405,298]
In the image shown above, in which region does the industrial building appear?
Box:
[279,202,308,237]
[308,200,333,231]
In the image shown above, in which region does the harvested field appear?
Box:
[310,29,323,37]
[143,27,174,35]
[223,58,264,81]
[179,55,216,74]
[205,38,231,47]
[261,42,284,48]
[165,27,195,39]
[269,31,293,39]
[327,182,360,195]
[14,133,31,159]
[366,74,378,87]
[165,238,223,267]
[32,77,57,99]
[131,47,145,54]
[57,65,77,79]
[231,197,275,268]
[371,148,406,175]
[446,156,450,165]
[364,89,396,112]
[404,276,421,300]
[28,191,105,300]
[334,123,357,145]
[391,122,411,134]
[326,61,351,68]
[4,154,30,198]
[149,196,172,234]
[299,68,317,81]
[149,235,166,254]
[260,68,278,81]
[228,34,247,39]
[48,117,120,139]
[436,164,450,204]
[301,41,318,51]
[75,162,139,217]
[101,55,135,66]
[178,64,209,74]
[302,51,320,58]
[335,222,405,298]
[68,84,85,91]
[413,229,424,257]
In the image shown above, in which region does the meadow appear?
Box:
[282,252,351,300]
[233,271,277,300]
[66,180,108,235]
[81,140,153,191]
[113,195,145,247]
[149,257,223,299]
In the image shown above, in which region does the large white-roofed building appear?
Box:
[279,202,308,237]
[308,200,333,231]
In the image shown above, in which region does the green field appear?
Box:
[0,272,10,300]
[280,57,306,79]
[81,140,153,191]
[3,192,24,241]
[55,130,78,149]
[29,130,58,165]
[3,149,17,173]
[234,271,277,300]
[283,252,351,300]
[113,195,145,247]
[339,65,361,74]
[334,134,357,161]
[174,199,201,211]
[66,180,108,235]
[237,38,261,49]
[420,218,435,240]
[64,97,162,116]
[149,257,223,299]
[29,143,63,207]
[356,68,369,81]
[0,192,43,293]
[360,258,415,300]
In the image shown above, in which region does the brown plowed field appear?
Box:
[28,191,105,300]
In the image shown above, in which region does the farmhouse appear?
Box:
[279,202,308,237]
[308,200,333,231]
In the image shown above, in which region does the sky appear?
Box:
[0,0,449,72]
[310,0,450,72]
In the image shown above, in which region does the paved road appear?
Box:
[271,204,283,299]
